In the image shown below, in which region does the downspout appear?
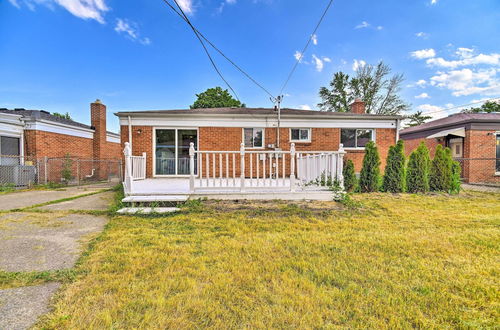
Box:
[128,116,132,150]
[395,118,400,142]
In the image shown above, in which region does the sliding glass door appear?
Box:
[155,129,197,176]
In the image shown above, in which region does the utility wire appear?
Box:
[161,0,275,100]
[418,97,500,115]
[164,0,240,101]
[279,0,334,96]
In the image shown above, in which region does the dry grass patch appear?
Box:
[40,192,500,329]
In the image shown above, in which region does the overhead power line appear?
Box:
[420,97,500,115]
[279,0,334,96]
[161,0,275,100]
[164,0,240,101]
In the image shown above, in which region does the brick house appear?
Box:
[400,113,500,184]
[116,100,401,180]
[0,100,121,184]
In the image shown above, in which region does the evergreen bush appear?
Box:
[450,160,462,194]
[430,144,452,191]
[359,141,381,192]
[343,159,357,192]
[382,140,406,193]
[406,142,430,193]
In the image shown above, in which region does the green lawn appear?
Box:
[40,192,499,329]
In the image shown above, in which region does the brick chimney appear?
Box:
[91,99,107,160]
[350,98,366,114]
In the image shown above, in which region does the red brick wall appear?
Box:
[402,137,445,158]
[24,130,94,158]
[123,126,397,177]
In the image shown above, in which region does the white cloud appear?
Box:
[430,68,500,96]
[411,48,436,59]
[431,0,438,4]
[311,34,318,45]
[416,79,427,87]
[115,19,151,45]
[299,105,312,110]
[323,57,331,63]
[376,26,383,30]
[294,51,303,62]
[7,0,109,23]
[415,32,428,38]
[177,0,194,14]
[352,59,366,71]
[415,93,430,99]
[312,54,324,72]
[417,104,442,112]
[355,21,370,29]
[426,52,500,68]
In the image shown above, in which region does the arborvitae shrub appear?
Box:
[343,159,357,192]
[430,144,452,191]
[450,160,462,194]
[406,142,430,193]
[382,140,406,193]
[359,141,381,192]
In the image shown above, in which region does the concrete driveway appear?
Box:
[0,187,114,329]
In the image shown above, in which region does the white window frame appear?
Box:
[290,128,311,143]
[242,128,265,149]
[341,128,376,149]
[495,132,500,176]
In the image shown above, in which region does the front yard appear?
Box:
[40,192,499,328]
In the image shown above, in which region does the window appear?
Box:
[290,128,311,142]
[340,129,374,148]
[243,128,264,148]
[0,136,20,156]
[496,133,500,173]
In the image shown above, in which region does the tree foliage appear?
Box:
[359,141,381,192]
[405,111,433,127]
[450,160,461,194]
[382,140,406,193]
[318,61,409,115]
[53,112,72,120]
[342,158,357,192]
[429,145,452,192]
[462,101,500,113]
[406,142,430,193]
[190,87,244,109]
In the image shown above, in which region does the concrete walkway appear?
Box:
[0,182,114,210]
[0,188,114,329]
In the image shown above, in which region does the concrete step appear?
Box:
[122,195,189,203]
[117,207,181,214]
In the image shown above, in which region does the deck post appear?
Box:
[142,152,147,179]
[290,143,296,192]
[123,142,133,195]
[338,143,345,189]
[240,143,245,192]
[189,142,195,193]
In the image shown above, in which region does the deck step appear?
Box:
[117,207,181,214]
[122,195,189,203]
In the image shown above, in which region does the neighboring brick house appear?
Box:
[400,113,500,184]
[115,100,401,178]
[0,100,121,183]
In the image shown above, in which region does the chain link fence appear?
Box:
[0,155,122,189]
[454,158,500,191]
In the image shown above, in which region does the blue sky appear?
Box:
[1,0,499,132]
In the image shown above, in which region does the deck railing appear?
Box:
[189,143,346,193]
[123,142,146,194]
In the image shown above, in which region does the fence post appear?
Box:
[189,142,195,193]
[338,143,345,189]
[240,143,245,192]
[290,143,296,192]
[44,156,48,184]
[123,142,133,195]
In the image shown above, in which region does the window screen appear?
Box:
[0,136,20,156]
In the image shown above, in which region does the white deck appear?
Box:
[127,178,334,201]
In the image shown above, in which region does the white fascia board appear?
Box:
[0,113,24,127]
[106,134,121,143]
[25,119,94,139]
[120,115,397,129]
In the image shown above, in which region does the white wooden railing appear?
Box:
[123,142,146,194]
[189,143,346,193]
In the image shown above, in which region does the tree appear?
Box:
[53,112,72,120]
[405,111,432,127]
[318,61,409,115]
[406,142,430,193]
[359,141,381,192]
[382,140,406,193]
[190,87,244,109]
[462,101,500,113]
[429,144,452,192]
[343,159,357,192]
